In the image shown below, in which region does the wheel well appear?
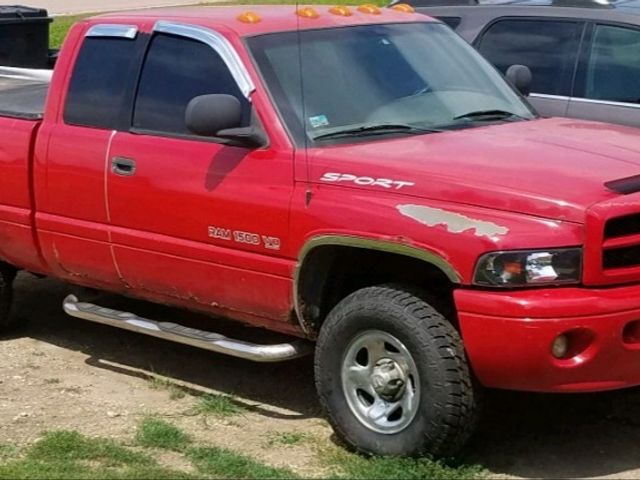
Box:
[296,245,458,335]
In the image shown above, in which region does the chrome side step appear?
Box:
[63,295,312,362]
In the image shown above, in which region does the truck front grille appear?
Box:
[603,213,640,270]
[605,213,640,239]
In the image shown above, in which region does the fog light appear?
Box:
[551,334,569,359]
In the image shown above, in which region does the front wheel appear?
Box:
[314,285,479,457]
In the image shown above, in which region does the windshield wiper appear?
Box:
[453,110,527,122]
[312,123,443,141]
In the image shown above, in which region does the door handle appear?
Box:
[111,157,136,176]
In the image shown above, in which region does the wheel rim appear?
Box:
[341,330,420,434]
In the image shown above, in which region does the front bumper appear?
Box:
[455,284,640,392]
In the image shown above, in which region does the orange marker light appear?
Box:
[329,5,353,16]
[237,11,262,23]
[296,6,320,18]
[391,3,415,13]
[357,4,382,14]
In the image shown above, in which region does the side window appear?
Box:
[584,25,640,103]
[64,36,138,129]
[476,19,584,96]
[133,34,250,135]
[437,17,462,30]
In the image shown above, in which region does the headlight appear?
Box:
[473,248,582,287]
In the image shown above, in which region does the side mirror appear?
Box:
[505,64,532,97]
[185,94,266,148]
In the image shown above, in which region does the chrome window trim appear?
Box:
[529,93,571,101]
[570,97,640,109]
[86,24,138,39]
[530,93,640,109]
[153,21,255,99]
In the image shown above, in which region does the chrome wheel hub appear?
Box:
[371,358,407,402]
[341,330,420,434]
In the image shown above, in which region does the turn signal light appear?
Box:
[357,4,382,14]
[391,3,415,12]
[237,11,262,23]
[297,7,320,18]
[329,5,353,16]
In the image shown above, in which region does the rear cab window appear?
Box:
[64,30,142,130]
[475,18,585,96]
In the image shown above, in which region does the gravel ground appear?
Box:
[3,272,640,478]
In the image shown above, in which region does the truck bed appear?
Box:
[0,68,50,120]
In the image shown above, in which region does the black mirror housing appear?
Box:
[186,94,243,137]
[185,94,266,148]
[505,64,532,97]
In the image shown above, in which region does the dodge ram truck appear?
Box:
[3,4,640,458]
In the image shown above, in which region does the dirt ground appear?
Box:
[3,273,640,479]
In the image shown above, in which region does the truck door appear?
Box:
[108,23,294,323]
[36,24,145,288]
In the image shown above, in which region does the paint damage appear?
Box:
[397,204,509,238]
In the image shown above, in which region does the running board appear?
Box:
[63,295,311,362]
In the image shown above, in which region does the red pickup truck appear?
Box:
[3,4,640,458]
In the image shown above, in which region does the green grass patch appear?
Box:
[188,446,299,479]
[196,393,245,417]
[136,418,192,451]
[50,15,90,49]
[0,445,18,463]
[267,431,308,447]
[325,446,485,480]
[0,419,484,480]
[0,431,194,480]
[27,431,152,467]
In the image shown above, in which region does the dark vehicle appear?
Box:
[402,0,640,127]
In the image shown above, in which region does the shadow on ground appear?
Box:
[7,273,640,478]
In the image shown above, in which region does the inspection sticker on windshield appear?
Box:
[309,115,330,128]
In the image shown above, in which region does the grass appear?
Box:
[188,447,299,479]
[136,418,192,451]
[324,446,484,480]
[50,15,88,49]
[196,393,246,417]
[0,419,484,480]
[267,431,308,447]
[0,422,299,480]
[148,376,187,400]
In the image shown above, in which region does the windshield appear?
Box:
[248,22,535,145]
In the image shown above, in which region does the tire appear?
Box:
[315,284,479,457]
[0,265,16,333]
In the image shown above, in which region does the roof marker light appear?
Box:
[357,4,382,14]
[296,7,320,18]
[329,5,353,16]
[237,11,262,23]
[391,3,415,12]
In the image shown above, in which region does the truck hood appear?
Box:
[310,117,640,223]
